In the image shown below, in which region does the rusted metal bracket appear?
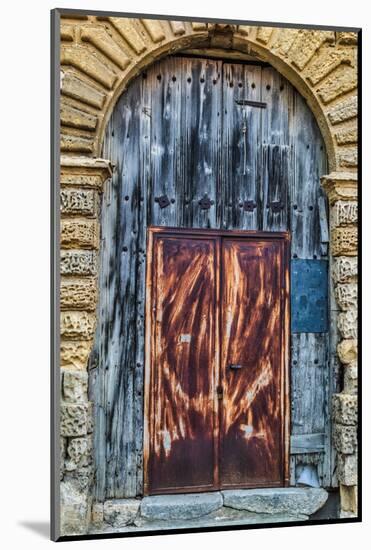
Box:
[268,200,284,213]
[235,99,267,108]
[242,200,257,212]
[198,195,214,210]
[155,195,170,209]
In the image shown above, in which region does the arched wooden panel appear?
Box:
[89,55,335,501]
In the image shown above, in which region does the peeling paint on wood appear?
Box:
[144,229,289,494]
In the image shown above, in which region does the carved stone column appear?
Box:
[59,156,112,535]
[322,172,358,517]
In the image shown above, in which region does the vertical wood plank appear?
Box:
[149,58,181,227]
[222,64,262,230]
[261,67,293,232]
[289,92,328,261]
[180,58,222,229]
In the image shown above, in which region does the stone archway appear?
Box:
[59,14,358,535]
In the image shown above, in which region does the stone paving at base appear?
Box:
[88,488,328,535]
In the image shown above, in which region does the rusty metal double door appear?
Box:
[145,227,290,495]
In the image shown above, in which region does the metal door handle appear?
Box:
[229,364,243,370]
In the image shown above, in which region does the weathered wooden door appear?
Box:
[144,228,289,494]
[92,54,335,501]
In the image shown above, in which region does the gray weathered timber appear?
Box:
[222,63,262,229]
[90,55,333,500]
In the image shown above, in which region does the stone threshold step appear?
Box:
[95,488,328,530]
[90,507,308,535]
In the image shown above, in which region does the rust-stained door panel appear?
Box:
[145,228,289,495]
[220,238,287,488]
[147,233,218,494]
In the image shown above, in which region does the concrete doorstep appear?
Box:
[89,488,329,533]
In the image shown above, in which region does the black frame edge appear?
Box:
[56,7,361,33]
[51,7,61,543]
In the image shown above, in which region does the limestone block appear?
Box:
[289,30,334,71]
[91,502,104,527]
[321,173,357,205]
[169,21,186,36]
[64,464,93,493]
[255,27,274,44]
[60,340,93,370]
[338,453,357,486]
[335,127,357,146]
[81,27,130,70]
[338,310,357,339]
[317,65,357,104]
[337,339,357,364]
[60,277,97,311]
[109,18,147,54]
[331,227,357,256]
[104,499,140,527]
[332,393,357,425]
[344,363,358,394]
[61,132,94,154]
[222,488,328,516]
[141,492,223,520]
[60,250,98,276]
[237,25,250,36]
[330,201,358,227]
[271,28,300,55]
[61,45,117,89]
[337,32,358,45]
[141,19,166,43]
[60,479,90,535]
[61,311,96,340]
[61,403,88,437]
[61,71,106,109]
[60,156,112,190]
[61,24,74,41]
[340,484,357,514]
[61,219,99,249]
[332,257,357,283]
[306,48,355,87]
[65,435,92,471]
[334,283,357,310]
[60,189,98,217]
[339,148,358,168]
[60,102,98,131]
[327,95,357,125]
[333,423,357,454]
[63,370,88,403]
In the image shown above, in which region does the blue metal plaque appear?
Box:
[291,259,328,333]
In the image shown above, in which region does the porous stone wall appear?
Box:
[57,13,358,535]
[322,174,358,517]
[59,157,111,534]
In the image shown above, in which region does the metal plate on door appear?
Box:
[291,259,328,333]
